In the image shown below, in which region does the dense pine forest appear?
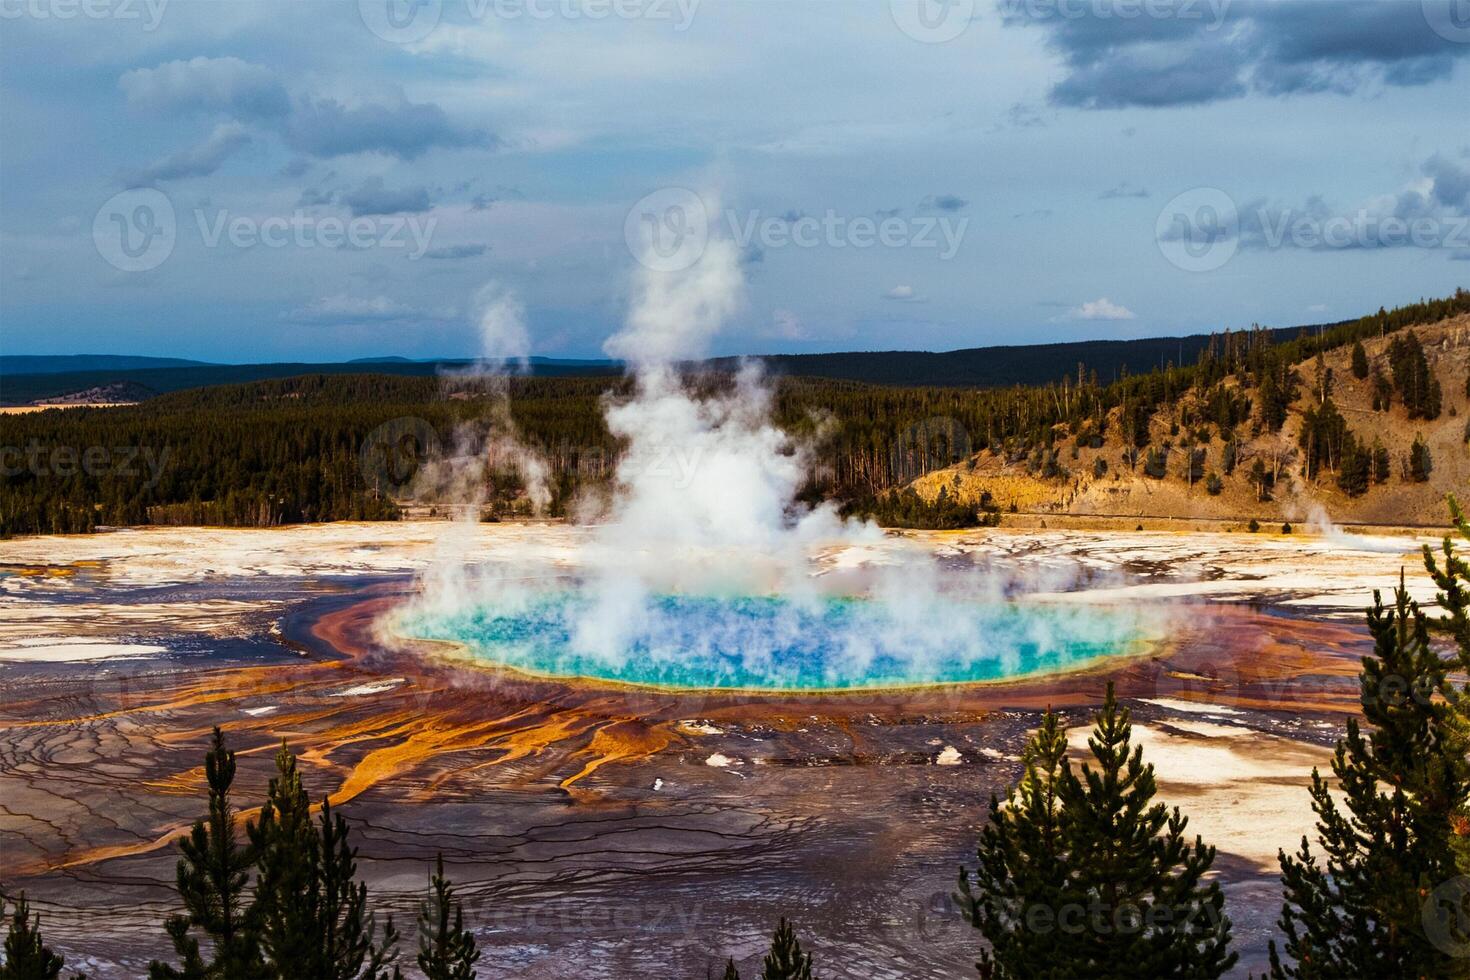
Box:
[1,290,1467,536]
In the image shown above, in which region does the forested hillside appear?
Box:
[913,294,1470,527]
[1,291,1466,535]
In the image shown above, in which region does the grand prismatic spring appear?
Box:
[397,559,1163,691]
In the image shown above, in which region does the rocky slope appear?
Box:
[913,315,1470,527]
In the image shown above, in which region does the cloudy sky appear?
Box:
[2,0,1469,361]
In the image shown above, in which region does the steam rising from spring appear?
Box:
[402,193,1166,688]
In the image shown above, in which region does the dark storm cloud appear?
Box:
[1050,40,1246,108]
[1162,154,1470,254]
[1425,153,1470,209]
[121,57,490,163]
[921,194,970,212]
[1006,0,1469,110]
[341,177,433,216]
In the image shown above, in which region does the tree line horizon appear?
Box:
[1,289,1467,537]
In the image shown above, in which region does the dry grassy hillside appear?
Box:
[913,315,1470,527]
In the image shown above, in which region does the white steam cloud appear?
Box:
[572,213,862,658]
[605,238,744,367]
[407,281,550,533]
[401,199,1165,687]
[475,282,533,371]
[1301,503,1410,555]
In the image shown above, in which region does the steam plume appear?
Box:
[401,196,1166,686]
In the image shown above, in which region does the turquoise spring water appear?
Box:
[401,590,1155,691]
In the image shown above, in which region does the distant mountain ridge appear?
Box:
[1,354,214,375]
[1,328,1317,405]
[710,330,1306,388]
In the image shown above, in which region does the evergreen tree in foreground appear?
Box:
[150,727,264,980]
[251,742,317,972]
[1426,498,1470,962]
[1,893,69,980]
[710,918,819,980]
[759,918,813,980]
[151,730,402,980]
[958,712,1070,979]
[251,743,401,980]
[1426,497,1470,699]
[1267,551,1470,976]
[1065,687,1234,978]
[960,685,1235,979]
[416,855,479,980]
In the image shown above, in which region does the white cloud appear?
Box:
[1067,297,1136,321]
[120,57,289,119]
[884,285,918,301]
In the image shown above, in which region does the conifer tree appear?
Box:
[252,742,317,971]
[721,957,740,980]
[1266,570,1470,977]
[416,855,479,980]
[1424,498,1470,940]
[1425,497,1470,673]
[316,802,402,980]
[960,686,1235,979]
[1335,436,1370,497]
[150,727,265,980]
[252,743,402,980]
[1371,441,1390,485]
[1411,435,1434,482]
[1,893,67,980]
[1059,685,1234,977]
[1388,330,1442,419]
[958,711,1071,979]
[1350,341,1369,380]
[759,919,813,980]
